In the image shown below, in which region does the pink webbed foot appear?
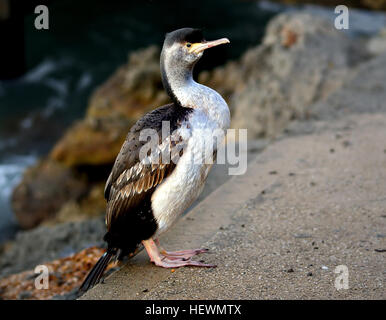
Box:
[161,248,209,260]
[143,239,216,268]
[154,256,216,268]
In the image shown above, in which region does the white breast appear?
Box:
[151,85,230,236]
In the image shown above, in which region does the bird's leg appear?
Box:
[142,239,216,268]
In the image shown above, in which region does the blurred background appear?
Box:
[0,0,385,299]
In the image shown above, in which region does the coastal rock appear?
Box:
[87,45,167,120]
[0,217,105,279]
[50,118,127,167]
[309,52,386,118]
[229,13,367,138]
[0,246,110,300]
[11,160,88,229]
[44,183,107,226]
[367,28,386,55]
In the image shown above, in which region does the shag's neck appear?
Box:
[160,49,231,131]
[160,51,198,108]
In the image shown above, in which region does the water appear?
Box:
[0,155,36,242]
[0,0,277,242]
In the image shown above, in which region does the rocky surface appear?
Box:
[308,53,386,121]
[0,247,110,300]
[229,13,368,138]
[367,28,386,55]
[0,217,105,279]
[11,160,89,229]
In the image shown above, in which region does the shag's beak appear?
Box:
[189,38,230,54]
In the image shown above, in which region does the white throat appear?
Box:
[161,52,230,130]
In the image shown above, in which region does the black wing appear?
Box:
[104,103,193,229]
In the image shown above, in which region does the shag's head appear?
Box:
[160,28,230,105]
[161,28,230,70]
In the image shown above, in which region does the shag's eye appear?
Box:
[186,43,192,48]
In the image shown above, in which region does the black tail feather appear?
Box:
[78,248,117,294]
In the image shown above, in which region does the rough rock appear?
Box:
[50,119,127,167]
[367,28,386,55]
[308,52,386,119]
[229,13,368,138]
[88,45,167,119]
[11,160,89,229]
[0,246,110,300]
[0,217,105,279]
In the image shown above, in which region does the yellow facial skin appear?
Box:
[187,38,230,54]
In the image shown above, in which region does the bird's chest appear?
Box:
[177,83,231,131]
[151,111,224,236]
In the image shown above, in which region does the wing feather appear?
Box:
[104,103,192,229]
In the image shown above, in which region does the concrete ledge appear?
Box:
[81,113,386,300]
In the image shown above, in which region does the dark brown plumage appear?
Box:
[104,103,192,230]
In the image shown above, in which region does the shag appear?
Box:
[79,28,230,293]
